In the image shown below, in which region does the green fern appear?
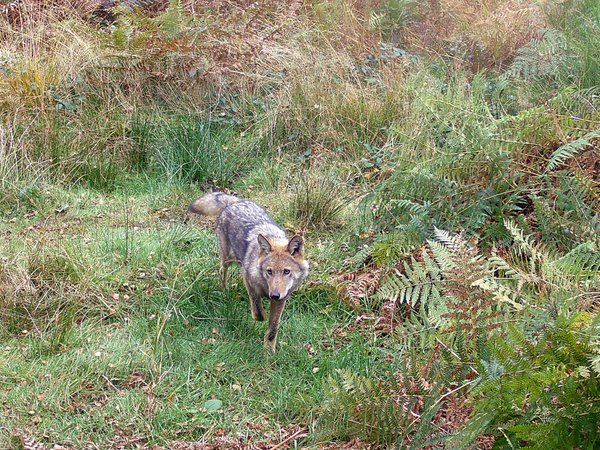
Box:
[152,0,187,38]
[503,219,556,290]
[376,247,447,327]
[552,241,600,281]
[317,369,418,445]
[572,170,600,210]
[533,173,600,249]
[499,220,600,315]
[453,315,600,449]
[432,226,465,253]
[546,127,600,171]
[506,29,568,81]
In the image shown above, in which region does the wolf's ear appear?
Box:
[288,235,304,256]
[257,234,272,254]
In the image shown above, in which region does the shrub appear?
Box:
[453,315,600,449]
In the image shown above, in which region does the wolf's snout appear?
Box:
[270,293,281,300]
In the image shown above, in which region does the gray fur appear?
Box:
[218,201,287,265]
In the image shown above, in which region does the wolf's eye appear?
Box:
[283,269,290,275]
[266,268,273,276]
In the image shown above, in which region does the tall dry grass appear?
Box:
[402,0,546,68]
[0,0,549,198]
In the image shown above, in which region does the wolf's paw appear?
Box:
[252,311,265,321]
[263,328,278,352]
[263,338,277,353]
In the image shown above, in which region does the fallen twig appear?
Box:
[270,428,308,450]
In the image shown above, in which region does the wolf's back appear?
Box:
[188,192,240,217]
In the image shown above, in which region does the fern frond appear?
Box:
[448,411,496,450]
[433,226,464,252]
[409,394,444,450]
[552,241,600,281]
[503,219,547,274]
[487,255,520,278]
[392,198,430,215]
[471,277,525,310]
[376,253,442,308]
[506,29,567,81]
[572,170,600,209]
[591,354,600,375]
[546,127,600,171]
[368,11,384,32]
[427,240,456,271]
[319,368,419,445]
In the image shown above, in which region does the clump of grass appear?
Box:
[0,252,82,348]
[0,122,44,210]
[37,105,131,191]
[158,116,241,186]
[289,169,350,229]
[126,113,156,170]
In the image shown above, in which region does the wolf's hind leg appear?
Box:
[219,257,231,290]
[264,300,286,352]
[218,235,232,290]
[242,277,266,321]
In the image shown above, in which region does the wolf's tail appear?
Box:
[188,192,240,217]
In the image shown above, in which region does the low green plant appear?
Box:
[369,0,421,39]
[158,117,240,186]
[289,169,349,229]
[374,222,600,447]
[452,315,600,449]
[317,368,420,445]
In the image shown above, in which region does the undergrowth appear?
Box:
[1,0,599,448]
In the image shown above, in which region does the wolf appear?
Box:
[188,192,309,351]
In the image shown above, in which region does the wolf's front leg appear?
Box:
[242,277,266,321]
[264,299,286,352]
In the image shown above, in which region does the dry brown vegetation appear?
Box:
[403,0,546,68]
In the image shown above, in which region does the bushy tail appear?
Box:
[188,192,240,217]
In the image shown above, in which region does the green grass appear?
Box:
[0,308,385,446]
[0,177,390,448]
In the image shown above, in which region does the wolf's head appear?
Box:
[257,234,309,301]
